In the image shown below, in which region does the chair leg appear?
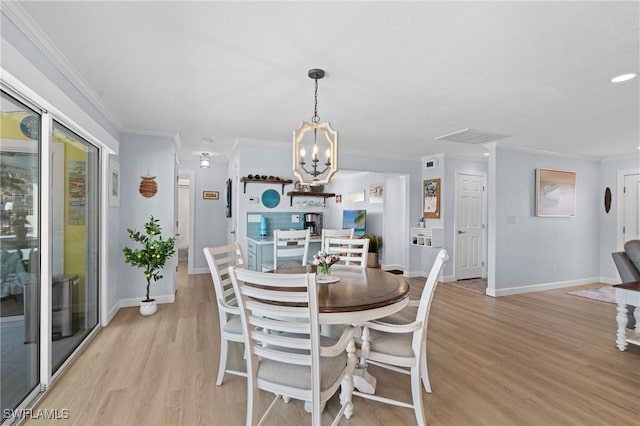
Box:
[420,351,431,393]
[216,338,228,385]
[411,366,426,426]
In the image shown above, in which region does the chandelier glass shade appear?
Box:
[293,69,338,186]
[199,153,211,168]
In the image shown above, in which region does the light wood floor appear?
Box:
[27,264,640,425]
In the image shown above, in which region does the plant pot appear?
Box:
[367,252,379,268]
[140,299,157,316]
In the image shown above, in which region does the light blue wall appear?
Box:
[493,147,600,291]
[599,156,640,281]
[118,134,177,301]
[107,155,121,313]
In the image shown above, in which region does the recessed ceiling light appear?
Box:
[611,73,637,83]
[483,152,490,156]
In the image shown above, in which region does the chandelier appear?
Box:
[199,152,211,168]
[293,69,338,186]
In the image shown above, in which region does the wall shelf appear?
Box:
[410,227,443,248]
[286,191,336,207]
[240,177,293,194]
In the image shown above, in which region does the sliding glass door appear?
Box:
[0,91,40,414]
[0,88,101,419]
[50,121,99,373]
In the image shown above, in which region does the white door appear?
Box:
[623,173,640,241]
[454,171,486,280]
[382,174,408,270]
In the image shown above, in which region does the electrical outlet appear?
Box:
[291,214,300,223]
[248,214,262,223]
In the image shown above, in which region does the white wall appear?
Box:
[598,156,640,282]
[118,134,177,302]
[490,146,600,295]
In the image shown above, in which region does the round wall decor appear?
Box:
[604,187,612,213]
[261,189,280,208]
[139,176,158,198]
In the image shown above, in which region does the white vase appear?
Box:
[140,299,157,316]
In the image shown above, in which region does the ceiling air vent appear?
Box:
[434,128,509,144]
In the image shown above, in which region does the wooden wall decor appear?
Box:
[604,187,612,213]
[139,175,158,198]
[423,178,441,218]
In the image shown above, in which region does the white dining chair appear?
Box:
[203,243,247,385]
[228,266,359,426]
[320,228,354,252]
[270,228,310,271]
[325,237,369,268]
[354,249,448,426]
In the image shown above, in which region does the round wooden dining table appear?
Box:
[275,265,410,325]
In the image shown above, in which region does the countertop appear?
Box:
[247,236,322,245]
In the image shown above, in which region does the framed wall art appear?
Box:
[535,168,576,217]
[203,191,219,200]
[108,159,120,206]
[423,178,441,218]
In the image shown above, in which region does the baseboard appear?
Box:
[442,274,456,282]
[489,277,602,297]
[193,267,209,275]
[119,294,175,308]
[405,270,427,278]
[105,300,120,325]
[381,263,404,271]
[600,276,620,285]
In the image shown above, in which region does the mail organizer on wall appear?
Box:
[410,227,443,248]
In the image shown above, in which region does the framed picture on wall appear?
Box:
[535,168,576,217]
[109,159,120,207]
[203,191,219,200]
[423,178,440,218]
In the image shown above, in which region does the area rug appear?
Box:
[442,279,487,296]
[567,287,616,304]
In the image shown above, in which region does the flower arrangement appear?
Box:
[312,251,341,275]
[123,216,176,302]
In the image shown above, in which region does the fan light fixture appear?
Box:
[293,69,338,186]
[200,153,211,169]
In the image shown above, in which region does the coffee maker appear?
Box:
[304,213,323,237]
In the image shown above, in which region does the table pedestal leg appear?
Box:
[616,303,628,351]
[352,367,377,394]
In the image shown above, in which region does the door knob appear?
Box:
[458,230,466,234]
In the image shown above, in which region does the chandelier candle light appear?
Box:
[293,69,338,186]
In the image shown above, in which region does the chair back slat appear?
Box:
[273,229,310,270]
[413,249,448,352]
[325,237,370,268]
[321,228,355,252]
[204,243,245,314]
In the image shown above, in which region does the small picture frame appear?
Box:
[203,191,219,200]
[108,159,120,207]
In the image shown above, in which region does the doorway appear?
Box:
[618,170,640,247]
[454,170,487,280]
[177,170,195,274]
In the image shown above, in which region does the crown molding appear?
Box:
[496,142,601,161]
[2,2,122,130]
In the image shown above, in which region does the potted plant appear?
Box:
[123,215,176,316]
[365,234,382,268]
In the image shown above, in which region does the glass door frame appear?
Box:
[1,72,110,414]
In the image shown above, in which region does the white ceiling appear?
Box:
[8,1,640,162]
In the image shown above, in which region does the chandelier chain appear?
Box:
[312,78,320,124]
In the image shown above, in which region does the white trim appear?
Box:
[40,111,52,389]
[617,169,640,250]
[442,274,456,282]
[405,270,428,278]
[2,2,123,130]
[100,148,110,326]
[381,263,404,271]
[193,267,210,275]
[119,294,176,308]
[600,277,619,285]
[105,300,121,325]
[487,277,601,297]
